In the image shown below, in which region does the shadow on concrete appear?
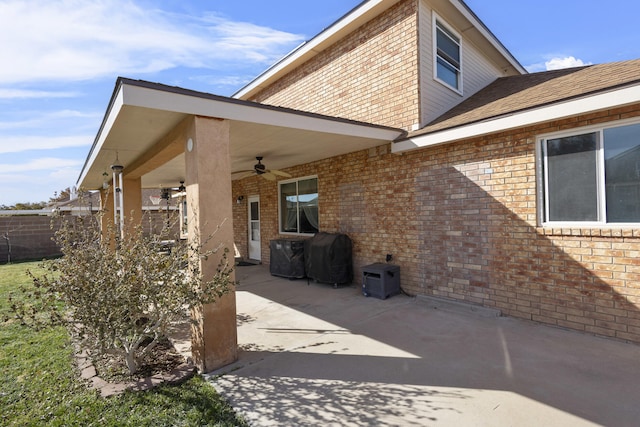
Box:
[207,271,640,426]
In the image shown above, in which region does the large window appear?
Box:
[279,176,319,234]
[540,121,640,225]
[434,15,461,92]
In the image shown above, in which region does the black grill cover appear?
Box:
[304,232,353,285]
[270,239,306,279]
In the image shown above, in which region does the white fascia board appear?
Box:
[451,0,526,74]
[76,87,125,187]
[233,0,401,100]
[122,83,402,141]
[393,84,640,153]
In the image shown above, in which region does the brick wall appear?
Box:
[232,104,640,344]
[248,0,420,131]
[230,0,640,343]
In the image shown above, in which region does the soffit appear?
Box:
[78,79,403,190]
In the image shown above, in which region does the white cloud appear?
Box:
[0,0,305,84]
[189,74,253,88]
[545,56,591,70]
[0,89,79,99]
[0,110,100,131]
[0,167,80,205]
[0,157,82,174]
[0,158,83,204]
[0,135,92,153]
[526,56,592,72]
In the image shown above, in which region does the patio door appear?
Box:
[248,195,261,261]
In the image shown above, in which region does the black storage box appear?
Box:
[304,232,353,286]
[270,239,306,279]
[362,263,400,299]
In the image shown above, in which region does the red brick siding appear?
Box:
[232,104,640,344]
[248,0,420,131]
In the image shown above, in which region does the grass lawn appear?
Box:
[0,261,247,427]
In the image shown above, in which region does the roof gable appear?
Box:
[234,0,524,100]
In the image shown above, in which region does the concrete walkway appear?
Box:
[206,264,640,426]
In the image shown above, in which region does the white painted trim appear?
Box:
[534,138,545,227]
[247,195,261,261]
[122,84,402,141]
[536,115,640,140]
[450,0,526,74]
[234,0,524,100]
[392,84,640,153]
[537,116,640,227]
[277,175,319,236]
[77,88,125,187]
[432,12,463,95]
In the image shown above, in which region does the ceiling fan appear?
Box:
[233,157,292,181]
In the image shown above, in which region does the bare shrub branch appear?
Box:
[7,209,233,374]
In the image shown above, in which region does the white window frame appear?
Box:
[433,13,463,95]
[537,117,640,227]
[278,175,319,236]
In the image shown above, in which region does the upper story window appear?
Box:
[434,15,462,93]
[538,120,640,226]
[279,176,319,235]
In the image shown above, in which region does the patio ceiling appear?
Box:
[77,78,404,191]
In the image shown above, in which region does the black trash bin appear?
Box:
[270,239,306,279]
[362,263,401,299]
[304,232,353,287]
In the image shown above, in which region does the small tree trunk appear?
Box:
[2,235,10,264]
[124,349,138,375]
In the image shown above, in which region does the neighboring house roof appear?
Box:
[394,59,640,152]
[53,189,173,211]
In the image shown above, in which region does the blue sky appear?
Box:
[1,0,639,206]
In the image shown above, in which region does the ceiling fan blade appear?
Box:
[268,169,292,178]
[261,172,277,181]
[231,170,255,180]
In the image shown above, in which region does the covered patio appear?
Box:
[77,77,402,372]
[203,263,640,426]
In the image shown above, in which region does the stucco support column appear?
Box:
[123,176,142,233]
[184,116,238,372]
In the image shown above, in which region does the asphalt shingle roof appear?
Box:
[411,59,640,137]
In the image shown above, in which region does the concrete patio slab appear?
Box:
[205,264,640,426]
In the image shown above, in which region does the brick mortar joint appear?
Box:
[536,227,640,238]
